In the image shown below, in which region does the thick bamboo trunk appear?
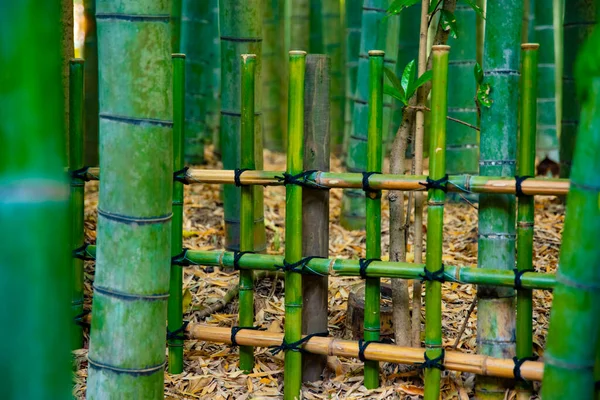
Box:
[83,0,100,166]
[476,1,523,398]
[87,1,173,397]
[0,3,72,398]
[219,0,266,252]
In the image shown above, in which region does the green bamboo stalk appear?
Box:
[62,0,74,162]
[515,44,538,400]
[69,59,86,350]
[559,0,597,178]
[382,11,399,150]
[172,0,182,52]
[87,1,173,397]
[422,45,449,400]
[476,1,523,398]
[446,4,479,195]
[83,0,100,166]
[283,50,307,400]
[343,0,363,153]
[541,32,600,399]
[239,54,257,372]
[522,0,536,43]
[0,3,72,397]
[168,54,185,374]
[220,0,266,253]
[263,0,285,151]
[534,0,559,163]
[363,50,384,389]
[287,0,310,51]
[207,0,222,149]
[309,0,324,53]
[181,0,208,164]
[341,0,390,230]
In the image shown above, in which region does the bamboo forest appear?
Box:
[3,0,600,399]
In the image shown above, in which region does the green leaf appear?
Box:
[407,70,433,98]
[474,62,484,85]
[477,82,492,108]
[401,60,416,96]
[441,10,458,39]
[387,0,421,15]
[428,0,441,14]
[384,66,403,93]
[462,0,484,18]
[384,84,407,105]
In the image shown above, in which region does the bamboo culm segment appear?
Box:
[516,44,538,399]
[219,0,266,253]
[476,1,523,398]
[283,51,307,400]
[87,0,173,397]
[187,325,545,381]
[423,46,449,400]
[341,0,390,230]
[542,29,600,399]
[69,59,85,350]
[0,3,72,397]
[343,0,362,152]
[363,50,384,389]
[168,54,186,374]
[83,246,558,291]
[239,54,257,372]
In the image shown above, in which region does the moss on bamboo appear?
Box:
[0,3,72,397]
[87,0,173,397]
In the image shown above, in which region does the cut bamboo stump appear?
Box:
[345,283,395,340]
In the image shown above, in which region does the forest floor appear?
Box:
[73,146,563,399]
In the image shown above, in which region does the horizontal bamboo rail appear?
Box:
[186,324,544,381]
[82,167,568,196]
[82,247,555,290]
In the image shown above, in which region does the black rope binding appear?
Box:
[74,310,91,328]
[230,326,261,347]
[515,175,532,197]
[234,168,251,187]
[275,170,328,189]
[73,244,94,261]
[361,171,381,193]
[419,265,445,283]
[513,268,535,290]
[274,256,325,276]
[512,355,538,382]
[174,166,189,184]
[359,258,380,279]
[357,338,393,362]
[70,166,93,182]
[270,331,329,355]
[416,349,446,371]
[167,320,189,341]
[419,174,449,192]
[233,251,253,270]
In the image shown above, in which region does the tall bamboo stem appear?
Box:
[168,54,185,374]
[423,45,449,400]
[219,0,266,253]
[476,1,523,398]
[343,0,363,153]
[0,3,72,397]
[363,50,384,389]
[516,44,538,400]
[87,1,173,396]
[61,0,74,162]
[83,0,99,165]
[69,59,86,350]
[239,54,257,372]
[283,50,307,400]
[542,41,600,399]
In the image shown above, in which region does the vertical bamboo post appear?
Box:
[220,0,266,253]
[83,0,99,166]
[476,1,523,398]
[69,59,86,350]
[239,54,257,372]
[423,45,449,400]
[559,0,597,178]
[343,0,363,152]
[542,41,600,399]
[301,54,331,382]
[87,0,173,396]
[341,0,390,230]
[534,0,559,163]
[363,50,384,389]
[0,3,72,397]
[168,54,186,374]
[516,43,538,400]
[283,50,307,400]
